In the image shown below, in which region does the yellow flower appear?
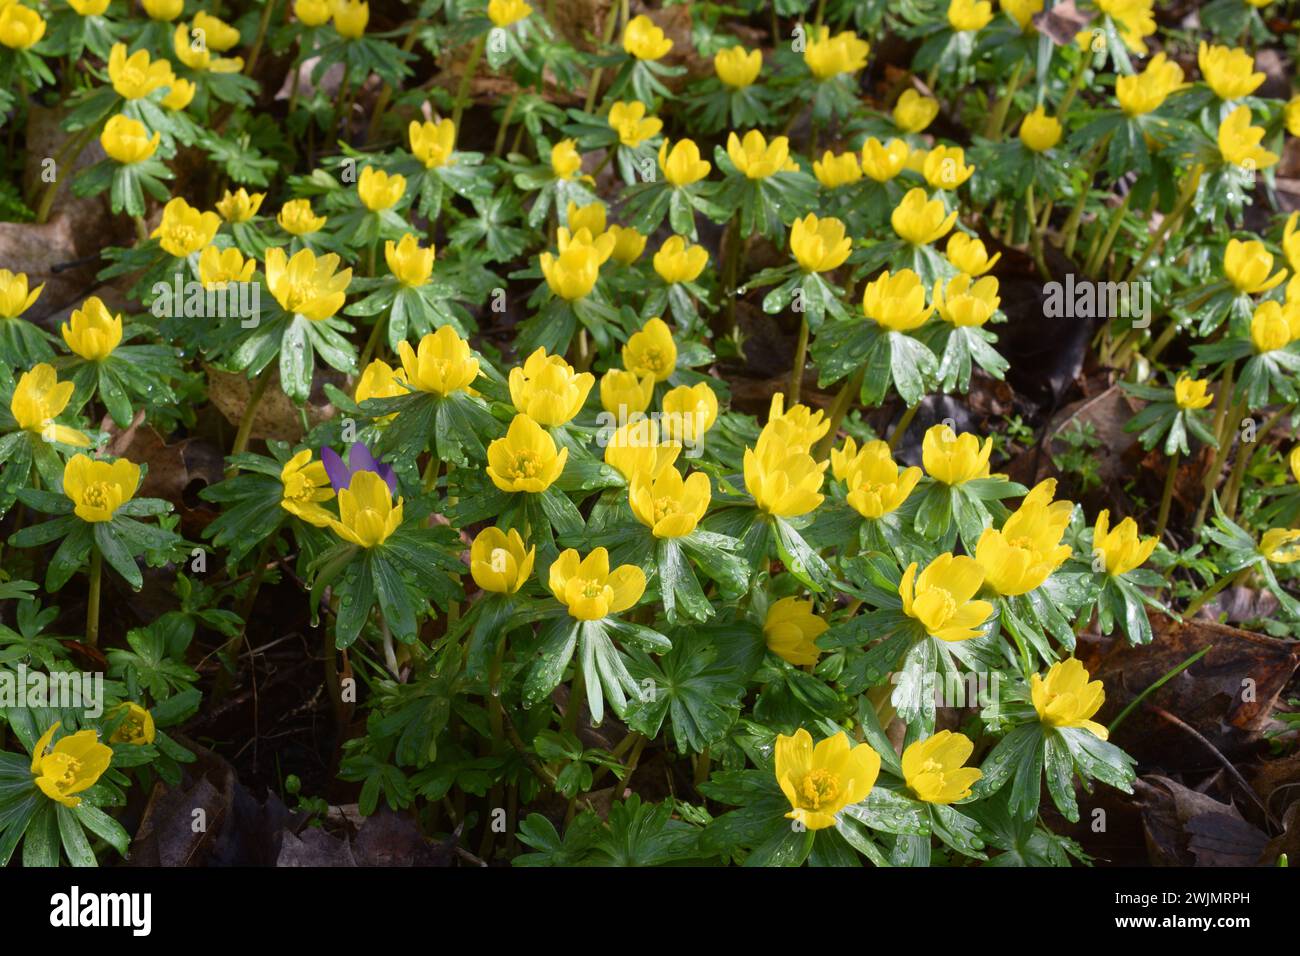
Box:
[161,77,196,110]
[331,470,402,547]
[803,26,869,81]
[934,272,1000,327]
[63,454,140,523]
[279,449,334,527]
[265,247,351,320]
[173,22,243,71]
[744,440,827,518]
[143,0,184,20]
[192,11,239,50]
[1283,213,1300,273]
[1000,0,1043,31]
[608,225,647,265]
[714,45,761,88]
[604,418,679,483]
[61,296,123,361]
[470,526,535,593]
[550,138,582,179]
[948,0,993,31]
[727,130,795,180]
[108,43,175,100]
[1096,0,1155,54]
[354,358,408,408]
[891,188,958,245]
[152,197,220,257]
[487,414,568,493]
[813,150,862,189]
[922,424,993,484]
[215,187,265,224]
[385,233,435,287]
[1290,444,1300,484]
[622,13,671,60]
[1173,373,1213,410]
[775,728,880,830]
[1260,528,1300,564]
[623,317,677,383]
[1198,41,1264,100]
[0,269,43,318]
[10,364,88,446]
[0,4,44,49]
[974,479,1073,596]
[331,0,368,38]
[68,0,110,14]
[599,368,654,416]
[764,596,827,666]
[1224,238,1285,294]
[763,393,829,454]
[902,731,982,803]
[548,547,646,620]
[658,138,711,187]
[1116,52,1185,116]
[1018,106,1061,152]
[1250,300,1293,352]
[100,114,160,165]
[30,722,112,808]
[508,348,594,426]
[294,0,332,26]
[653,235,708,284]
[397,326,480,396]
[357,166,405,211]
[900,554,993,642]
[109,702,156,745]
[661,382,719,446]
[945,232,1000,276]
[923,145,974,190]
[860,137,909,182]
[831,437,922,519]
[789,213,851,274]
[893,89,938,132]
[861,268,933,331]
[1091,509,1157,576]
[409,118,456,168]
[557,223,615,265]
[607,100,662,148]
[630,468,710,538]
[487,0,530,28]
[1032,659,1108,738]
[1287,96,1300,137]
[1218,105,1278,169]
[277,199,326,236]
[540,243,600,301]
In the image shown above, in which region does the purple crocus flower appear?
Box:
[322,443,397,495]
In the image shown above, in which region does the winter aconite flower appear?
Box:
[1116,52,1185,116]
[923,424,993,485]
[813,151,862,189]
[604,418,679,483]
[622,317,677,382]
[831,437,922,519]
[279,450,335,527]
[358,166,406,211]
[540,242,600,301]
[803,26,869,80]
[790,214,851,273]
[1260,528,1300,564]
[945,233,1000,276]
[893,90,938,132]
[892,188,958,246]
[763,394,829,453]
[409,118,456,168]
[859,137,908,182]
[1092,510,1158,576]
[764,597,827,666]
[548,547,646,620]
[658,138,711,186]
[1018,106,1061,152]
[629,467,710,538]
[1001,0,1043,31]
[101,114,161,164]
[608,225,647,264]
[974,479,1073,596]
[622,14,672,60]
[508,348,594,426]
[0,4,46,49]
[215,188,265,223]
[714,45,761,88]
[487,0,531,28]
[1218,106,1277,169]
[487,414,568,493]
[947,0,993,32]
[900,554,993,642]
[1250,301,1293,353]
[775,728,880,830]
[330,470,402,548]
[109,703,156,745]
[161,76,195,110]
[265,247,352,320]
[0,269,43,318]
[152,197,221,257]
[653,236,708,284]
[727,130,795,179]
[902,731,982,803]
[607,100,662,148]
[385,234,436,287]
[923,145,974,190]
[1095,0,1155,54]
[1198,42,1264,101]
[862,269,932,331]
[331,0,368,38]
[397,326,480,396]
[1224,239,1285,294]
[1174,374,1213,410]
[199,246,255,287]
[173,23,243,71]
[278,199,326,236]
[1032,659,1108,739]
[550,138,582,179]
[294,0,332,26]
[470,526,535,594]
[11,364,89,446]
[744,437,827,518]
[62,296,123,361]
[600,369,654,416]
[63,454,140,523]
[354,359,407,409]
[661,382,719,445]
[108,43,175,100]
[67,0,110,15]
[192,11,240,50]
[30,723,112,808]
[934,273,1000,327]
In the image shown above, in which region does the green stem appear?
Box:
[564,658,586,733]
[357,310,389,372]
[451,35,487,134]
[887,402,921,451]
[813,367,866,460]
[367,19,427,144]
[227,364,276,477]
[1184,568,1249,619]
[1108,646,1210,734]
[1154,451,1179,540]
[1083,188,1133,277]
[1192,369,1239,532]
[1123,164,1202,284]
[493,90,520,157]
[788,315,809,403]
[1061,134,1111,259]
[85,548,102,647]
[244,0,279,75]
[35,122,100,224]
[984,60,1025,140]
[1024,184,1049,280]
[583,0,624,112]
